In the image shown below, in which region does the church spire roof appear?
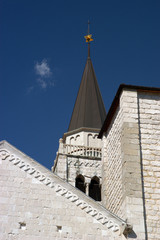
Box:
[68,23,106,132]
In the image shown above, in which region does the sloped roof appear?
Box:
[68,56,106,132]
[0,140,130,237]
[99,84,160,138]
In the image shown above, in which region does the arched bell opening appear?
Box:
[75,175,86,193]
[89,176,101,201]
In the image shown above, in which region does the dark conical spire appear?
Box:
[68,58,106,132]
[68,27,106,132]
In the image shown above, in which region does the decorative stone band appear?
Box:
[0,149,128,236]
[0,150,55,188]
[68,158,101,168]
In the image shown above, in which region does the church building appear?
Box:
[0,29,160,240]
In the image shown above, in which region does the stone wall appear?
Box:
[102,107,123,217]
[120,90,145,240]
[54,153,102,195]
[138,92,160,239]
[0,141,128,240]
[54,129,102,198]
[102,89,160,239]
[66,156,101,188]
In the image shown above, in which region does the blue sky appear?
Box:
[1,0,160,169]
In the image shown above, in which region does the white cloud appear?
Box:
[37,78,47,89]
[34,59,54,90]
[35,59,52,78]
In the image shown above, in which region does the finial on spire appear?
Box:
[84,20,93,58]
[88,20,90,35]
[84,20,93,43]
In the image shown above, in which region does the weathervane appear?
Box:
[84,20,93,58]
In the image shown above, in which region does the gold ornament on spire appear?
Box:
[84,34,93,42]
[84,20,93,42]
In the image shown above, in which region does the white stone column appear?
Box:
[85,178,90,196]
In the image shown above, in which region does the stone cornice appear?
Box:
[63,127,100,140]
[0,140,131,236]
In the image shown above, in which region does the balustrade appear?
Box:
[64,144,101,158]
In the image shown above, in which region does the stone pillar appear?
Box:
[53,138,67,181]
[86,183,89,196]
[120,90,145,239]
[58,138,65,154]
[121,122,145,239]
[85,178,90,196]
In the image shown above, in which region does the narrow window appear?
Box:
[89,176,101,201]
[87,134,92,146]
[70,137,74,145]
[75,175,86,193]
[75,135,80,144]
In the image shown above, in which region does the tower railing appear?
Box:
[63,144,101,158]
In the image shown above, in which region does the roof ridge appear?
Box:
[99,84,160,138]
[0,140,129,236]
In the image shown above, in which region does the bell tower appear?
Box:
[52,23,106,201]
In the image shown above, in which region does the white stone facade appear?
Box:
[138,92,160,239]
[102,107,123,217]
[65,130,101,148]
[0,141,129,240]
[53,128,102,198]
[102,88,160,240]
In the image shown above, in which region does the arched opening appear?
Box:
[93,134,98,139]
[89,176,101,201]
[75,135,80,145]
[75,175,86,193]
[70,137,74,145]
[87,134,92,146]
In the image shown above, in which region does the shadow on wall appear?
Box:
[137,94,148,240]
[126,230,137,238]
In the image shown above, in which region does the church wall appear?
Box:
[102,90,145,239]
[102,107,123,217]
[138,92,160,239]
[0,143,126,240]
[54,152,102,195]
[54,139,67,180]
[67,156,102,190]
[54,154,67,180]
[102,89,160,239]
[120,90,145,239]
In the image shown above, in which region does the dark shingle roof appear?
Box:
[68,57,106,132]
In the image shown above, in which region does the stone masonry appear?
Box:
[0,140,130,240]
[53,129,102,196]
[138,92,160,239]
[102,107,123,217]
[101,87,160,240]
